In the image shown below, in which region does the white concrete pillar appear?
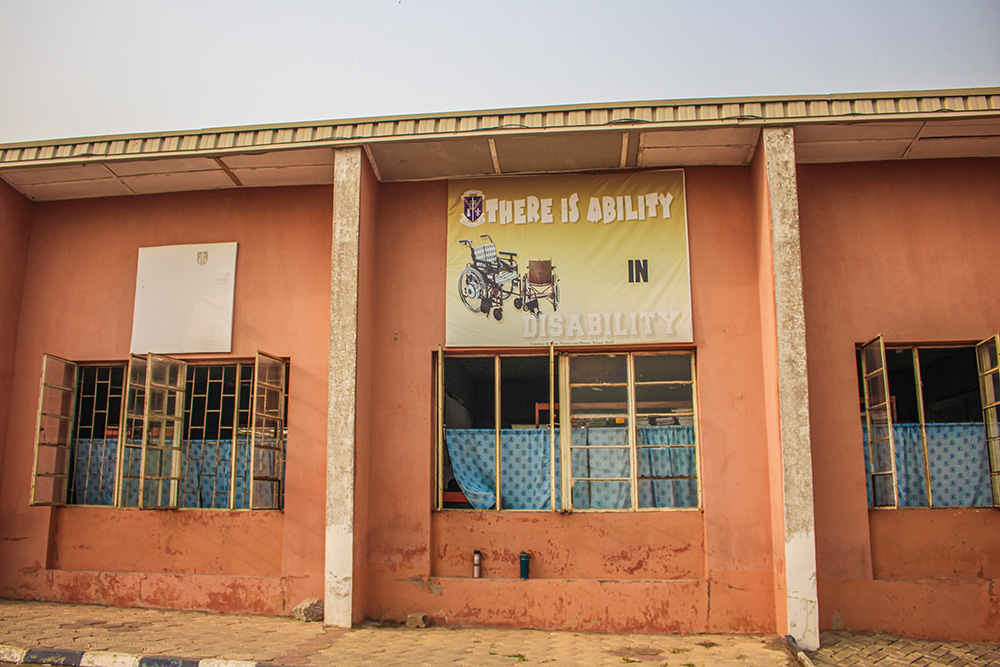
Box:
[325,147,362,627]
[762,127,820,650]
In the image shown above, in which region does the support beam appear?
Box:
[325,147,362,627]
[762,126,820,650]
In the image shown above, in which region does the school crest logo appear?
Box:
[197,251,209,265]
[460,190,485,227]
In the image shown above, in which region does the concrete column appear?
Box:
[762,127,820,650]
[325,147,362,627]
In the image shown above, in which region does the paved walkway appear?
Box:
[0,599,795,667]
[806,631,1000,667]
[1,599,998,667]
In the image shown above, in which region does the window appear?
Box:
[70,364,124,505]
[182,362,254,509]
[30,351,287,510]
[437,349,699,511]
[858,334,1000,508]
[978,335,1000,504]
[120,353,187,508]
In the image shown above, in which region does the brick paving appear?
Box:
[0,599,796,667]
[4,599,1000,667]
[807,631,1000,667]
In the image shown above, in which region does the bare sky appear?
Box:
[1,0,998,143]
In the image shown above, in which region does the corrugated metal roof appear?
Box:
[2,88,999,168]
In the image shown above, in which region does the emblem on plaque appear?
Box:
[460,190,485,227]
[197,251,209,265]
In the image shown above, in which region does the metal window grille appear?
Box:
[32,353,287,511]
[69,365,124,505]
[181,363,253,509]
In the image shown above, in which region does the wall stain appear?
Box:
[396,576,443,596]
[383,546,429,570]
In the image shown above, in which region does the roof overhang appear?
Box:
[2,88,998,201]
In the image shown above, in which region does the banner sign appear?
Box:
[447,170,691,347]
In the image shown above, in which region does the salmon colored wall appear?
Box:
[363,180,441,615]
[0,186,331,615]
[431,512,705,580]
[798,157,1000,641]
[359,169,779,633]
[353,152,380,622]
[868,509,1000,580]
[50,508,283,575]
[690,167,778,633]
[0,181,32,504]
[750,141,790,635]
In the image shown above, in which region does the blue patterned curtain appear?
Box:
[637,426,698,508]
[500,429,561,509]
[446,428,560,510]
[71,438,253,508]
[446,425,697,510]
[180,439,251,509]
[570,427,630,509]
[863,423,990,507]
[70,439,117,505]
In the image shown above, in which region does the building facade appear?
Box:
[1,89,998,649]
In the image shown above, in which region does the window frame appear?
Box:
[976,334,1000,507]
[860,335,900,508]
[30,354,79,506]
[119,353,188,509]
[859,335,1000,509]
[436,347,701,512]
[30,351,287,511]
[182,360,254,510]
[68,363,126,506]
[436,347,559,512]
[249,351,287,510]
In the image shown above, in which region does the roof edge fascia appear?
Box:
[2,87,998,169]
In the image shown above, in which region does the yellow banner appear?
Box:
[447,170,691,347]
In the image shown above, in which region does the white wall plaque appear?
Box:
[130,242,238,354]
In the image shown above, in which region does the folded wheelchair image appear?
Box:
[458,235,559,321]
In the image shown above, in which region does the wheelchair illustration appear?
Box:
[458,235,559,321]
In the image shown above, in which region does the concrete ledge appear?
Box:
[137,658,200,667]
[81,653,141,667]
[24,649,85,666]
[0,645,28,664]
[0,646,307,667]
